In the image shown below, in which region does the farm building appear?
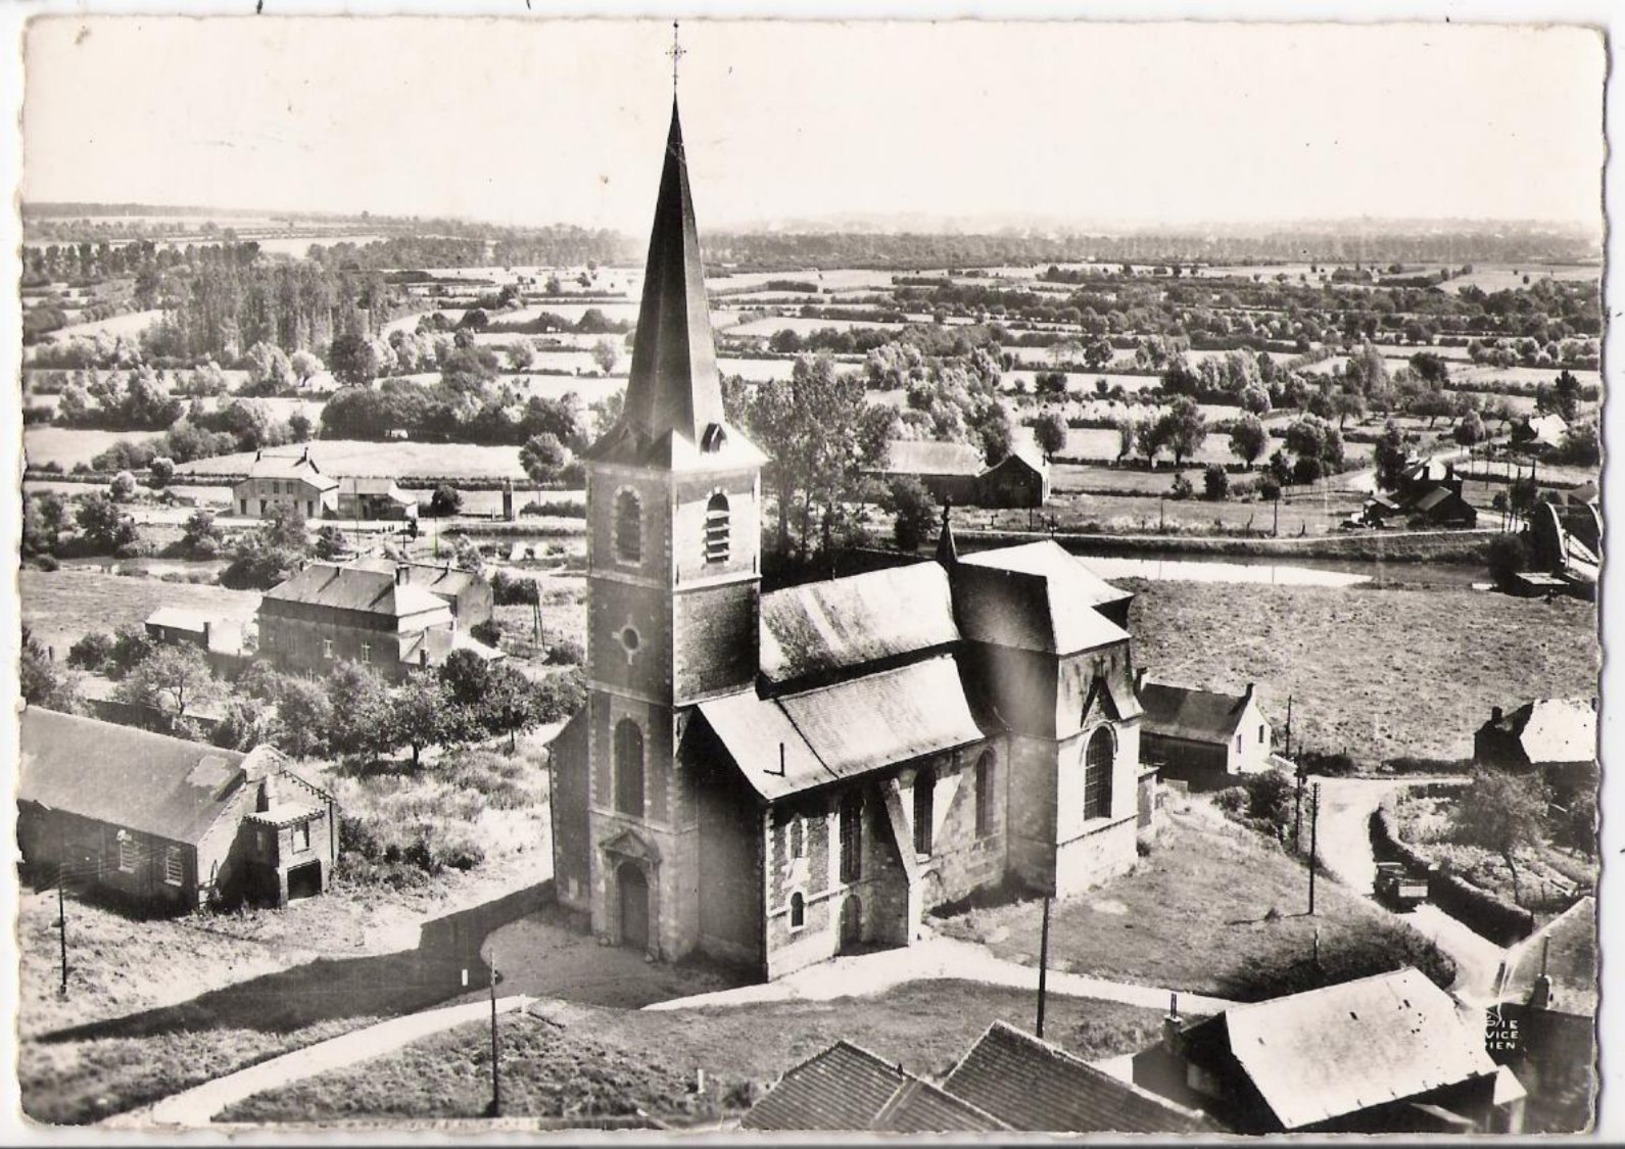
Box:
[17,708,336,910]
[232,448,340,520]
[1513,414,1569,452]
[1408,479,1477,528]
[1357,464,1477,529]
[1135,676,1273,788]
[348,557,495,629]
[334,476,418,522]
[1131,969,1526,1134]
[976,446,1050,508]
[866,440,1049,508]
[144,607,251,675]
[1473,698,1597,796]
[550,95,1163,982]
[257,562,501,681]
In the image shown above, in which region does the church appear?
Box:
[548,95,1152,980]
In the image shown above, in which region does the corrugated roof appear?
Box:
[19,708,256,845]
[874,1080,1009,1133]
[954,543,1131,655]
[697,657,985,801]
[262,563,453,621]
[1506,698,1597,764]
[740,1042,909,1131]
[1139,680,1253,745]
[942,1021,1215,1134]
[759,563,959,686]
[875,439,986,476]
[1216,968,1498,1131]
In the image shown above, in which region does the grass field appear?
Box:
[1126,579,1598,764]
[24,427,147,470]
[937,802,1453,1003]
[174,440,529,481]
[219,981,1166,1125]
[20,568,262,656]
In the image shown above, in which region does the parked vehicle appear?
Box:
[1374,860,1429,909]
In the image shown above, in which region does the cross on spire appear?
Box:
[667,21,686,95]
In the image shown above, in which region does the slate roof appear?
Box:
[954,542,1132,655]
[941,1021,1216,1134]
[1210,968,1500,1131]
[740,1042,909,1131]
[242,453,340,490]
[145,606,209,634]
[759,562,959,687]
[19,708,270,845]
[262,563,453,622]
[873,1079,1009,1133]
[874,439,986,476]
[696,656,985,802]
[349,558,486,598]
[1488,698,1597,764]
[1139,680,1256,745]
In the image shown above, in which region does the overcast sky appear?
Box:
[21,18,1606,234]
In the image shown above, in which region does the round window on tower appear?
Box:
[620,626,641,654]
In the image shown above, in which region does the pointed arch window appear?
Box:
[614,718,645,817]
[974,749,995,838]
[704,493,730,565]
[1084,727,1114,821]
[615,490,642,564]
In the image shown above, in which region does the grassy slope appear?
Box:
[937,805,1453,1003]
[20,568,262,656]
[220,982,1166,1124]
[1127,580,1598,764]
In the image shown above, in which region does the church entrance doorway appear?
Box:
[618,862,651,951]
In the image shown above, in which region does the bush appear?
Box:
[1430,869,1536,946]
[1258,475,1283,502]
[1169,473,1195,501]
[1298,749,1358,776]
[490,568,540,605]
[1202,463,1229,501]
[67,632,115,672]
[427,484,463,517]
[533,668,586,723]
[469,620,502,648]
[519,499,587,519]
[546,637,584,666]
[885,476,937,552]
[32,554,60,572]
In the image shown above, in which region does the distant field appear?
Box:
[1128,579,1598,763]
[174,439,527,481]
[46,308,165,340]
[20,568,262,655]
[24,426,143,469]
[1438,263,1600,296]
[727,314,906,337]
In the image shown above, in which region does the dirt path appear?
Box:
[643,933,1238,1017]
[1310,774,1504,1005]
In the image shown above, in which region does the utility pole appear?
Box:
[488,948,501,1118]
[1293,770,1304,853]
[1284,695,1293,758]
[1035,895,1052,1039]
[1307,783,1321,915]
[56,864,68,996]
[1272,494,1279,538]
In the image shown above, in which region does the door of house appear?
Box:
[618,863,650,950]
[839,895,863,952]
[287,860,322,901]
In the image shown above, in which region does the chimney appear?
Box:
[1492,705,1504,724]
[202,620,212,647]
[1243,682,1256,703]
[420,647,429,669]
[1530,974,1553,1012]
[397,565,409,587]
[1162,992,1184,1055]
[1134,668,1147,694]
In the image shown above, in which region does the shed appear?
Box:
[1135,675,1272,786]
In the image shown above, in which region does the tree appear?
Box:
[245,341,294,391]
[290,350,324,386]
[478,663,542,751]
[1453,410,1486,447]
[180,508,223,558]
[1228,414,1268,469]
[1157,396,1208,470]
[273,676,334,758]
[23,491,69,557]
[1032,411,1068,461]
[313,524,350,560]
[1409,351,1451,387]
[592,338,621,375]
[67,632,115,672]
[1134,416,1165,463]
[329,331,382,387]
[109,470,138,502]
[506,342,535,372]
[1084,338,1113,371]
[113,645,219,725]
[323,661,394,760]
[1552,369,1583,422]
[1373,419,1410,491]
[520,433,570,486]
[388,672,462,770]
[1485,533,1530,587]
[21,626,81,712]
[75,491,140,554]
[1115,418,1135,461]
[439,647,495,710]
[1239,384,1272,415]
[428,484,463,517]
[288,411,314,442]
[1203,463,1229,501]
[1453,768,1549,906]
[149,456,175,488]
[885,476,937,552]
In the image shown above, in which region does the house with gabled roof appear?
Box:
[17,708,336,910]
[1474,697,1597,801]
[1136,674,1273,787]
[1131,968,1526,1134]
[232,447,340,520]
[548,92,1154,981]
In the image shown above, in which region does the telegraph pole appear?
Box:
[488,948,501,1117]
[57,865,68,996]
[1307,783,1321,915]
[1284,695,1293,758]
[1035,895,1052,1039]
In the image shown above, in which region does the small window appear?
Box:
[1259,724,1266,745]
[704,493,730,564]
[789,817,805,859]
[294,821,311,852]
[163,846,184,886]
[239,500,248,515]
[1084,728,1114,820]
[913,770,935,857]
[839,794,863,882]
[614,718,645,817]
[974,749,995,838]
[789,891,806,929]
[1236,733,1243,752]
[361,643,371,664]
[117,835,137,874]
[615,490,642,564]
[323,638,334,660]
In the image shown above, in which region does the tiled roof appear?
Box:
[941,1021,1216,1134]
[874,1080,1009,1132]
[1139,680,1254,745]
[696,657,986,801]
[1497,698,1597,764]
[954,542,1131,655]
[759,562,959,687]
[874,439,986,476]
[1212,968,1499,1131]
[262,563,452,621]
[740,1042,909,1131]
[19,709,265,845]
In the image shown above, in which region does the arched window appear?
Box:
[1084,727,1114,820]
[788,816,805,859]
[615,490,642,563]
[704,493,730,564]
[614,718,645,817]
[912,769,935,857]
[974,749,995,838]
[789,891,806,929]
[839,794,863,882]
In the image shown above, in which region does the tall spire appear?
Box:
[621,95,724,447]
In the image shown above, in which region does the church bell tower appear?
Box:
[578,91,767,959]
